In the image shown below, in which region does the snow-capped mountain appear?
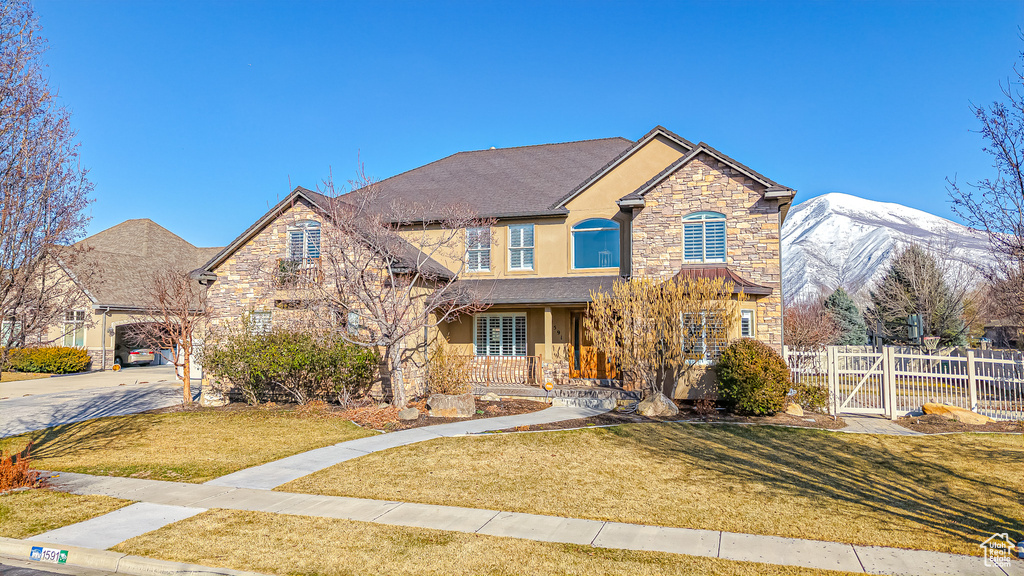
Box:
[781,193,991,304]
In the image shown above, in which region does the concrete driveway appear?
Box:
[0,366,198,438]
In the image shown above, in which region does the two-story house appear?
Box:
[201,126,795,400]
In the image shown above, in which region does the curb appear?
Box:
[0,537,268,576]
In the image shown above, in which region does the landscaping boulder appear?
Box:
[199,387,228,407]
[637,393,679,418]
[480,392,501,402]
[398,407,419,421]
[427,392,475,418]
[783,402,804,417]
[922,402,993,425]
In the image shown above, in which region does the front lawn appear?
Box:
[279,423,1023,556]
[113,509,863,576]
[0,406,375,483]
[1,371,53,382]
[0,489,129,538]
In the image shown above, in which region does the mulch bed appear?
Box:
[487,402,847,433]
[895,414,1023,434]
[338,398,549,431]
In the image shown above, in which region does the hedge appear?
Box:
[4,347,92,374]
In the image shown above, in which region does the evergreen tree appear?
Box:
[868,245,967,346]
[823,288,868,345]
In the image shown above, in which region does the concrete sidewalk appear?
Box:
[839,416,924,436]
[207,404,611,490]
[43,471,1023,576]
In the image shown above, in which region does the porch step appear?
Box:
[550,397,617,410]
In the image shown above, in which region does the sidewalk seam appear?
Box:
[851,545,867,574]
[588,522,606,547]
[473,511,502,534]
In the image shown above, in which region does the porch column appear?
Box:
[543,307,553,360]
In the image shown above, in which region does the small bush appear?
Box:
[716,338,791,415]
[202,328,379,405]
[0,442,41,493]
[5,347,91,374]
[427,344,471,396]
[793,381,828,413]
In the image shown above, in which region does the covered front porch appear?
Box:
[441,304,621,388]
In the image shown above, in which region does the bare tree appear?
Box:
[866,244,975,346]
[122,269,208,405]
[0,0,92,371]
[784,299,840,379]
[584,276,734,400]
[948,39,1024,342]
[303,168,492,408]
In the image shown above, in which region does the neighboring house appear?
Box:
[39,219,220,369]
[202,126,795,398]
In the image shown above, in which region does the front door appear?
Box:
[570,313,617,380]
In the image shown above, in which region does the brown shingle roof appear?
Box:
[456,276,623,305]
[672,265,773,295]
[60,219,222,308]
[341,138,633,221]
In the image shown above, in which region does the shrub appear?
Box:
[202,328,379,405]
[793,380,828,413]
[716,338,791,415]
[0,442,41,493]
[427,344,471,395]
[5,347,91,374]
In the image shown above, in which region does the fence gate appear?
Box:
[828,347,888,416]
[801,346,1024,421]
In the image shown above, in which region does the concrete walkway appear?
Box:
[208,405,610,490]
[42,471,1023,576]
[839,415,924,436]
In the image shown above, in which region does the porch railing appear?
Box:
[276,257,322,288]
[457,355,542,386]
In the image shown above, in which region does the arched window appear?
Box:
[288,220,321,260]
[572,218,620,269]
[682,212,725,263]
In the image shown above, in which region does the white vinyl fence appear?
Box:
[785,346,1024,421]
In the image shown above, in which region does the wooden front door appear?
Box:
[569,312,618,380]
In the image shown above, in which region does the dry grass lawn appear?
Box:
[0,407,375,483]
[1,371,52,382]
[280,423,1023,556]
[0,489,128,538]
[113,509,864,576]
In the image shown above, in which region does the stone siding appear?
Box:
[631,153,784,350]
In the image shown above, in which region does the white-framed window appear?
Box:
[249,311,272,335]
[572,218,620,269]
[683,212,726,263]
[346,311,360,335]
[466,227,491,272]
[741,309,754,338]
[62,311,86,347]
[1,319,22,347]
[681,312,725,364]
[474,313,527,356]
[508,224,534,271]
[287,220,321,260]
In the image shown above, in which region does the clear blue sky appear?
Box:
[34,0,1024,248]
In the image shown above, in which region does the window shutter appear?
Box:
[475,316,487,355]
[306,229,320,259]
[683,222,704,261]
[288,230,304,260]
[705,221,726,262]
[514,316,526,355]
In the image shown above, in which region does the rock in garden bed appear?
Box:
[896,413,1023,434]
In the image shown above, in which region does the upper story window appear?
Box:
[466,227,491,272]
[683,212,726,263]
[572,219,620,269]
[288,220,321,260]
[508,224,534,271]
